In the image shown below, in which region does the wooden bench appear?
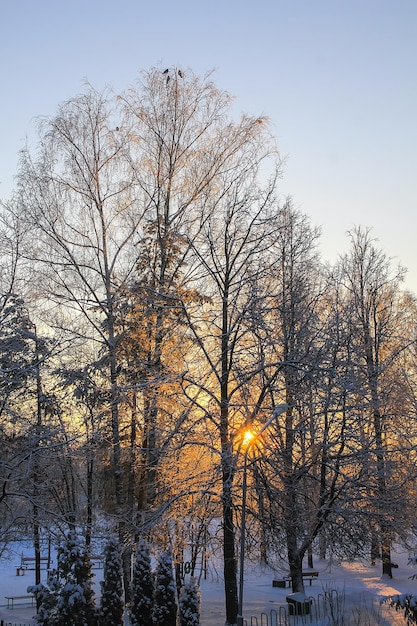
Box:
[5,594,35,609]
[91,554,103,569]
[301,570,319,585]
[273,571,319,588]
[21,556,49,571]
[272,578,291,588]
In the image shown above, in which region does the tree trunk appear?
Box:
[221,287,238,625]
[85,456,93,548]
[308,547,313,569]
[381,531,393,578]
[222,440,238,624]
[287,542,305,594]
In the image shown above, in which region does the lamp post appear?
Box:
[237,403,288,626]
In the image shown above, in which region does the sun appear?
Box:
[242,428,255,446]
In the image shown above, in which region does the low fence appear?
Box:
[243,590,407,626]
[243,602,312,626]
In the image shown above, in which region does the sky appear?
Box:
[1,0,416,291]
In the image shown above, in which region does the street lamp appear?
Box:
[237,403,288,626]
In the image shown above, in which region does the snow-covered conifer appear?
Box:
[152,549,177,626]
[98,536,124,626]
[178,577,201,626]
[130,539,154,626]
[28,569,60,626]
[49,529,97,626]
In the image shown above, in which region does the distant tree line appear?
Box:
[1,66,417,626]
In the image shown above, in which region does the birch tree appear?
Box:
[16,70,284,617]
[117,67,275,527]
[180,124,282,623]
[17,84,145,541]
[339,226,412,577]
[252,203,332,592]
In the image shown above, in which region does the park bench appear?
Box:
[300,570,319,585]
[16,555,49,575]
[272,570,319,588]
[5,594,35,609]
[21,555,49,570]
[91,554,103,569]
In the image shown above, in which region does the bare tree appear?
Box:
[16,71,284,616]
[339,226,412,578]
[17,84,145,521]
[117,67,273,522]
[251,203,333,593]
[180,127,282,623]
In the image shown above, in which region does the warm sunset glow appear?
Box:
[242,429,255,446]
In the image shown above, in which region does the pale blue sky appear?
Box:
[1,0,416,290]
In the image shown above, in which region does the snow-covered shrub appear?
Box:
[98,536,124,626]
[178,577,200,626]
[28,569,60,626]
[152,549,177,626]
[383,593,417,625]
[49,529,97,626]
[130,539,154,626]
[409,555,417,580]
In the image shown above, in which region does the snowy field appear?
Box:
[198,549,416,626]
[0,542,416,625]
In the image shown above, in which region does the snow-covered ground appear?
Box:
[199,553,417,625]
[0,542,416,625]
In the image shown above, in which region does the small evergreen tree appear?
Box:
[49,529,97,626]
[130,539,154,626]
[98,536,124,626]
[28,569,60,626]
[152,550,177,626]
[178,578,201,626]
